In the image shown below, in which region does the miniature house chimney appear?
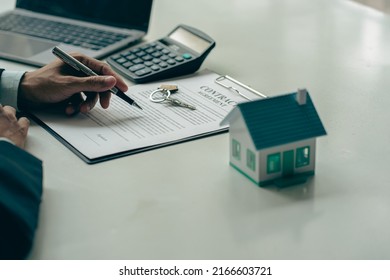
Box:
[296,88,307,105]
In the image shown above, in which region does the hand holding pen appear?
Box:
[18,48,135,115]
[51,47,142,113]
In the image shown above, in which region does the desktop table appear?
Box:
[1,0,390,259]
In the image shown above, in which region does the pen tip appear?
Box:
[133,102,143,110]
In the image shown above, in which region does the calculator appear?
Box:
[107,24,216,83]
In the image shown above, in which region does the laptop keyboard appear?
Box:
[0,13,130,51]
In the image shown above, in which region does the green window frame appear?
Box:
[267,153,281,174]
[296,146,310,168]
[232,139,241,160]
[246,149,256,171]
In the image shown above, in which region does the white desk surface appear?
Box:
[1,0,390,260]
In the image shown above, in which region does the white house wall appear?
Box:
[228,113,261,183]
[229,115,319,185]
[259,138,316,183]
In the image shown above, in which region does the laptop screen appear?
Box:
[16,0,153,32]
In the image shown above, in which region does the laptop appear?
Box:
[0,0,153,67]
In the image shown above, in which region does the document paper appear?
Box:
[31,70,261,163]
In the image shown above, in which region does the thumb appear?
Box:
[75,76,117,93]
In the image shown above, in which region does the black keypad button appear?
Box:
[129,64,145,72]
[142,55,153,61]
[126,54,137,60]
[136,51,146,57]
[152,51,162,58]
[116,58,127,64]
[159,62,168,68]
[123,61,133,68]
[132,58,143,64]
[108,41,196,82]
[135,68,152,76]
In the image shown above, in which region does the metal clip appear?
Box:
[215,75,267,100]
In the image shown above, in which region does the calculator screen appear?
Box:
[169,27,210,54]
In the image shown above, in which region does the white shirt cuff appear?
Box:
[0,70,26,109]
[0,137,16,145]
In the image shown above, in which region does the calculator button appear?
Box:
[129,64,145,72]
[162,49,170,54]
[132,58,143,64]
[116,58,127,64]
[152,51,162,58]
[123,61,133,68]
[160,55,169,61]
[144,61,153,67]
[142,55,153,61]
[120,51,132,57]
[136,51,146,57]
[145,48,155,54]
[167,59,176,65]
[168,53,176,58]
[182,53,192,59]
[151,65,160,71]
[135,68,152,76]
[126,54,137,60]
[159,62,168,68]
[152,58,161,64]
[111,54,121,60]
[175,56,184,62]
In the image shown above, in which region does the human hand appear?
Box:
[18,53,128,115]
[0,105,29,148]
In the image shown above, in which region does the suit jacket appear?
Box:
[0,69,43,259]
[0,141,43,259]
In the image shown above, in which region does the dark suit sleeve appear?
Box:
[0,141,43,259]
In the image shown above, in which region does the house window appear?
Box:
[296,146,310,167]
[246,149,256,171]
[267,153,281,174]
[232,139,241,160]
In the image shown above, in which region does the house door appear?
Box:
[282,150,294,176]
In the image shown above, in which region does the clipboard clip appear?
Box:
[215,75,267,100]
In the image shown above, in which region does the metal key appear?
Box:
[150,86,196,110]
[164,95,196,110]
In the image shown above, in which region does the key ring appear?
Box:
[149,88,171,103]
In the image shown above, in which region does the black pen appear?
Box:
[52,46,142,110]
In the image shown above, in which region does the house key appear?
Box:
[149,85,197,110]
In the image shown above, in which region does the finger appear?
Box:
[66,75,116,94]
[17,117,30,136]
[79,92,98,113]
[65,93,84,116]
[73,54,128,92]
[3,105,17,115]
[98,64,128,92]
[2,106,17,121]
[99,91,111,109]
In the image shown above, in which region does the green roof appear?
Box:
[222,91,327,150]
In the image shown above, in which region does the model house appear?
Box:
[220,89,327,187]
